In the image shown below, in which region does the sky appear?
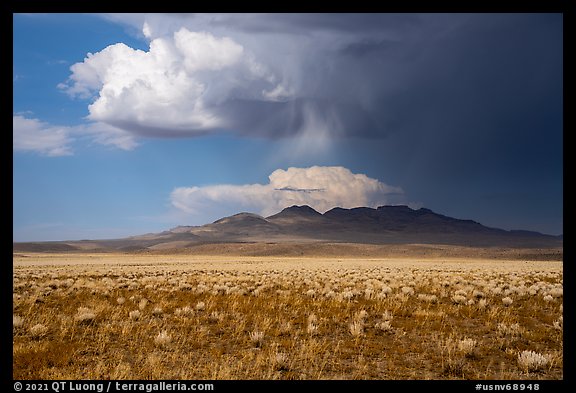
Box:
[13,13,563,241]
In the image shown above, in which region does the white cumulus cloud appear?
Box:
[13,115,74,156]
[13,115,138,156]
[170,166,404,218]
[59,27,282,137]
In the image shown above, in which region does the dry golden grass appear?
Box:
[13,252,562,380]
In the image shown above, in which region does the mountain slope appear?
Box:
[13,205,563,252]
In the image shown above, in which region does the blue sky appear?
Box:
[13,13,563,241]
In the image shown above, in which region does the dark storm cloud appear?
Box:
[378,13,563,170]
[220,13,562,144]
[207,13,426,35]
[63,13,561,148]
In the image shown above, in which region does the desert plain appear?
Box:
[12,243,563,380]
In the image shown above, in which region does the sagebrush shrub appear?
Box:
[517,350,550,372]
[154,330,172,347]
[74,307,97,324]
[29,324,48,339]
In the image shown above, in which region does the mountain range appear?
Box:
[13,205,563,253]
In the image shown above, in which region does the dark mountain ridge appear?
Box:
[13,205,563,252]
